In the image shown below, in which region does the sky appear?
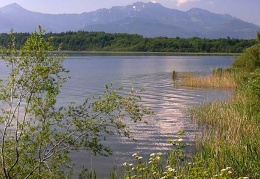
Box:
[0,0,260,26]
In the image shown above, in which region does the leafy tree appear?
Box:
[233,32,260,119]
[232,32,260,72]
[0,27,152,178]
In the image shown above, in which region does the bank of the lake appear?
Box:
[184,44,260,178]
[58,51,241,57]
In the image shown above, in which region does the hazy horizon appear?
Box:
[0,0,260,26]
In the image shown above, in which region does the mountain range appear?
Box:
[0,2,259,39]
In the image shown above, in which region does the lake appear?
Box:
[0,55,234,177]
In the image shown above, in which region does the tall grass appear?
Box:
[179,66,260,177]
[188,36,260,178]
[179,69,237,89]
[190,92,260,178]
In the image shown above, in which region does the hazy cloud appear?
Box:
[176,0,199,6]
[207,1,214,5]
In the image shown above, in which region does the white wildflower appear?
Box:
[221,168,227,172]
[226,167,232,170]
[178,138,183,142]
[157,152,163,156]
[138,156,143,160]
[132,153,137,157]
[150,153,155,157]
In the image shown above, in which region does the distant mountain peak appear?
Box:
[129,1,164,10]
[132,1,161,6]
[0,3,27,13]
[187,8,211,14]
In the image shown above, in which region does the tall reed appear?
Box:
[179,71,237,89]
[190,93,260,178]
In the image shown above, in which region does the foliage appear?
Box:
[239,68,260,119]
[178,70,237,89]
[190,93,260,178]
[232,32,260,72]
[0,27,152,178]
[232,32,260,117]
[188,32,260,179]
[0,31,256,53]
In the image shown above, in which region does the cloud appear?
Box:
[176,0,199,6]
[207,1,214,5]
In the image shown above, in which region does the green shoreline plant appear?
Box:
[187,33,260,178]
[178,68,237,89]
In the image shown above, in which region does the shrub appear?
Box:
[232,42,260,72]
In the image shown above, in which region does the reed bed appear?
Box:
[175,69,260,177]
[190,93,260,178]
[179,72,237,89]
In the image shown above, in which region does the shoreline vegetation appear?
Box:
[0,31,256,53]
[176,34,260,178]
[176,70,237,89]
[58,51,242,56]
[0,50,241,57]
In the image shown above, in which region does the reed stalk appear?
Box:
[190,93,260,178]
[179,72,237,89]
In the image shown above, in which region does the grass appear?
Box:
[190,92,260,178]
[176,68,259,178]
[178,71,237,89]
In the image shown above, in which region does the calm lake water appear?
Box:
[0,55,235,177]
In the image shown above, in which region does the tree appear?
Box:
[0,27,152,178]
[257,31,260,43]
[232,33,260,72]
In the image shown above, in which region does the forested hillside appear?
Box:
[0,31,256,53]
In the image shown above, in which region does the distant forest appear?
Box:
[0,31,257,53]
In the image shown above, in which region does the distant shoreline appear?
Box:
[57,51,241,57]
[0,51,241,57]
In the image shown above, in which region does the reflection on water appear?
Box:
[0,56,234,177]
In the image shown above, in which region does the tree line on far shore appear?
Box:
[0,31,257,53]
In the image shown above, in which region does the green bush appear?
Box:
[242,68,260,119]
[232,33,260,72]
